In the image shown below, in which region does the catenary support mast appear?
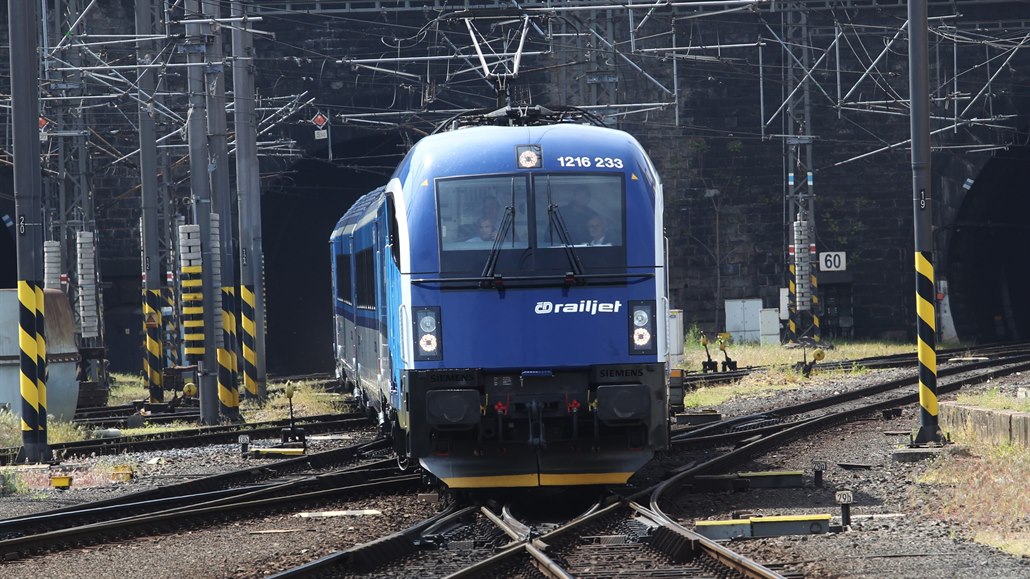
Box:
[232,0,267,399]
[908,0,942,444]
[11,0,48,462]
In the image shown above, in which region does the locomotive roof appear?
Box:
[409,122,642,159]
[331,185,385,238]
[390,123,654,190]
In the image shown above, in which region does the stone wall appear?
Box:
[941,402,1030,448]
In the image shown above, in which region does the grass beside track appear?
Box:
[0,376,349,469]
[915,437,1030,558]
[0,376,350,494]
[955,387,1030,413]
[679,339,916,370]
[680,341,916,409]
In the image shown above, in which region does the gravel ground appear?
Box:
[0,429,378,519]
[3,363,1028,578]
[0,492,439,579]
[659,364,1030,578]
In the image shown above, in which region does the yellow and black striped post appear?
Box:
[219,286,240,419]
[143,289,164,403]
[217,348,235,419]
[181,265,205,363]
[240,285,259,399]
[809,265,821,342]
[34,282,46,437]
[785,257,798,343]
[18,280,40,458]
[163,286,180,367]
[914,251,942,443]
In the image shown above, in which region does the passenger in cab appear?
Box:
[465,216,497,245]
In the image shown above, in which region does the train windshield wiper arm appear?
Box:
[481,178,518,279]
[544,177,584,277]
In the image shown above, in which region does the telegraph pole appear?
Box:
[232,0,268,399]
[10,0,48,462]
[908,0,942,444]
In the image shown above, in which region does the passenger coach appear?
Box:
[331,110,669,488]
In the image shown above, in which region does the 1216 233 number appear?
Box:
[557,156,624,169]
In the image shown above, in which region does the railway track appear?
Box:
[0,439,421,561]
[672,352,1030,448]
[270,490,778,578]
[680,341,1030,389]
[6,351,1022,574]
[267,347,1030,578]
[0,412,372,466]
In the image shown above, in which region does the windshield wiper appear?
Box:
[481,178,518,280]
[544,177,584,279]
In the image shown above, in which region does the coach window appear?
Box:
[355,248,376,309]
[386,196,400,269]
[437,175,529,252]
[534,174,624,248]
[335,253,352,304]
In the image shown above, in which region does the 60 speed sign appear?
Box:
[819,251,847,272]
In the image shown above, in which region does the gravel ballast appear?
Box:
[3,363,1029,577]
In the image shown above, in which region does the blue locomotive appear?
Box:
[330,108,669,488]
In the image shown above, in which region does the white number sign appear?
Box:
[835,490,854,504]
[819,251,846,272]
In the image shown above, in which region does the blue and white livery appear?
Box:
[331,111,669,488]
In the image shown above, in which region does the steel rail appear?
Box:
[0,439,392,525]
[673,352,1030,442]
[267,504,467,577]
[481,505,528,542]
[531,498,781,578]
[70,409,356,428]
[628,501,783,579]
[678,340,1030,388]
[644,361,1030,577]
[1,415,373,465]
[0,458,399,539]
[525,542,574,579]
[0,473,419,561]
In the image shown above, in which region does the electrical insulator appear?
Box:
[43,240,62,290]
[793,220,811,311]
[77,231,100,338]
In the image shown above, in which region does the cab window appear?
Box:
[437,175,529,251]
[534,174,624,248]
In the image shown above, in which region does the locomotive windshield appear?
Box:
[437,175,530,251]
[436,173,627,276]
[535,174,623,248]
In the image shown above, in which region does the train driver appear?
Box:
[586,215,611,246]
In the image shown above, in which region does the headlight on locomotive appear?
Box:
[632,309,649,327]
[426,389,481,427]
[414,306,443,361]
[628,301,656,355]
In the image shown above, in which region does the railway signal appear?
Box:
[312,112,329,141]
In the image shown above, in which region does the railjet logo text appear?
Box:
[534,300,622,315]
